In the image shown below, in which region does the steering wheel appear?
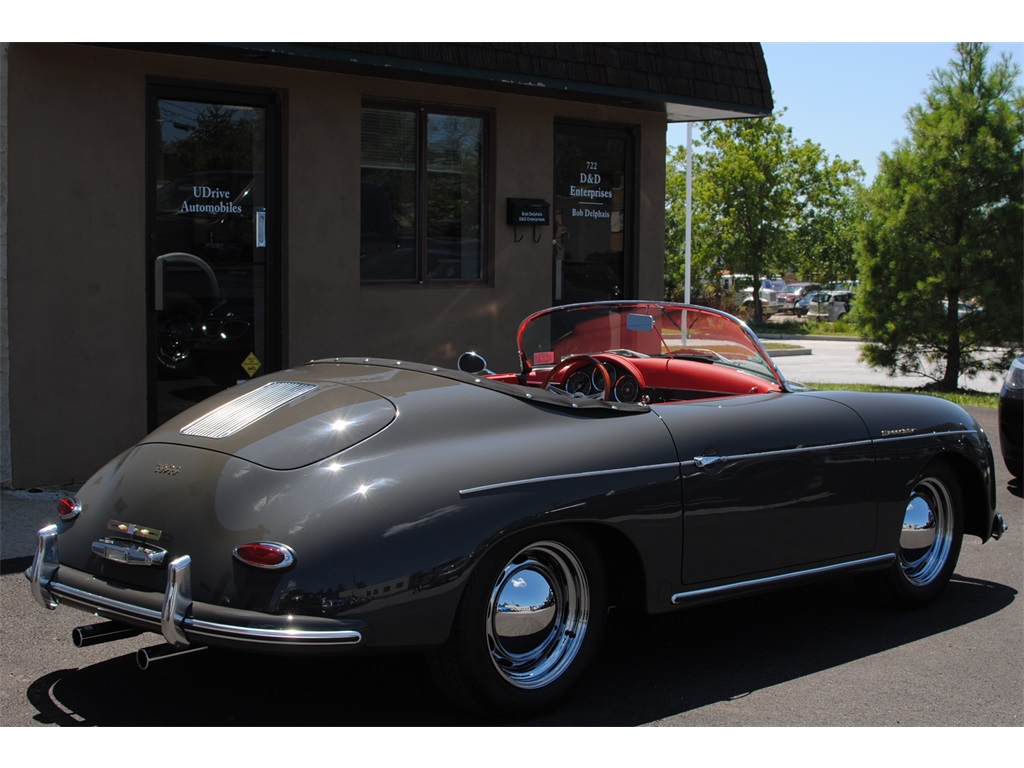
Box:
[539,355,612,401]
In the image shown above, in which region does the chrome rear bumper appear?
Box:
[27,525,364,651]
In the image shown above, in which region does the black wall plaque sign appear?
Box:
[507,198,550,226]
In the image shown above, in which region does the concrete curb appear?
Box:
[768,347,812,357]
[760,334,863,342]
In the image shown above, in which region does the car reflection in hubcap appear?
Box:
[899,478,953,587]
[486,541,589,690]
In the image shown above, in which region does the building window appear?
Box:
[361,105,485,284]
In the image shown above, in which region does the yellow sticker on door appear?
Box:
[241,352,262,378]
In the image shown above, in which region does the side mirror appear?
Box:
[458,352,492,375]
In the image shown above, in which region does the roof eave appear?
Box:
[99,42,772,122]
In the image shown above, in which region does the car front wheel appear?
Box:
[428,528,606,719]
[872,462,964,607]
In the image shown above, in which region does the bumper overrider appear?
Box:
[26,525,364,658]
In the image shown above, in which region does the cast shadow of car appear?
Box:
[25,573,1016,727]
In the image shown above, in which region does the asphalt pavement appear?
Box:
[767,336,1006,394]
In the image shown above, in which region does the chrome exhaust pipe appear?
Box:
[71,621,144,648]
[136,642,207,670]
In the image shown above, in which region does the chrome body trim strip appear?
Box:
[671,554,896,604]
[685,429,979,469]
[185,619,362,646]
[460,427,978,494]
[687,439,874,469]
[39,578,163,623]
[459,462,679,496]
[873,428,977,444]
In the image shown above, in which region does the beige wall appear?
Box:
[5,43,667,487]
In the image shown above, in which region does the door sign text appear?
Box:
[179,186,243,216]
[567,162,612,219]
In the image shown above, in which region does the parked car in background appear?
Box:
[827,280,861,293]
[941,299,982,321]
[739,285,782,317]
[798,290,854,321]
[998,357,1023,479]
[719,274,785,294]
[777,283,820,314]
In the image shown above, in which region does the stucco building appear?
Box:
[0,43,772,487]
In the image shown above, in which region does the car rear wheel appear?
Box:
[428,528,606,719]
[872,462,964,607]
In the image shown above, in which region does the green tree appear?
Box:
[664,142,696,298]
[166,105,264,173]
[790,142,866,285]
[666,112,864,320]
[857,43,1024,390]
[692,115,795,324]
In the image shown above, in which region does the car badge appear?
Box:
[106,519,163,542]
[155,463,182,475]
[881,427,917,437]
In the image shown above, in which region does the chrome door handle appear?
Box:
[693,455,725,473]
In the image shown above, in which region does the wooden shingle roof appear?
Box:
[115,42,772,122]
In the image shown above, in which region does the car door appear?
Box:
[832,292,852,320]
[653,392,877,585]
[806,291,826,318]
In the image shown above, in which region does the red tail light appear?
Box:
[57,497,81,520]
[233,542,295,569]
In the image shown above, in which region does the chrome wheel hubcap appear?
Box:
[486,541,589,690]
[900,477,953,587]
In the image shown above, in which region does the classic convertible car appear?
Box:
[27,301,1006,718]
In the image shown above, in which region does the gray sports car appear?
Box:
[27,301,1006,718]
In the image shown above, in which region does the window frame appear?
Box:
[360,100,490,286]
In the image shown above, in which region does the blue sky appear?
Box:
[668,42,1024,182]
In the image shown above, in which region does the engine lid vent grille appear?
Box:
[180,382,318,439]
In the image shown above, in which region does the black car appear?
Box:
[26,301,1008,718]
[998,357,1023,479]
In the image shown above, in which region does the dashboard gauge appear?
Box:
[565,370,593,395]
[614,375,640,403]
[592,363,616,391]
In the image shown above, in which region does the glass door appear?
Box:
[147,85,281,428]
[552,123,635,304]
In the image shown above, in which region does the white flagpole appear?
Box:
[684,122,693,305]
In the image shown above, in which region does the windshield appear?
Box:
[517,302,784,386]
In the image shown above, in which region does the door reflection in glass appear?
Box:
[553,127,632,304]
[152,100,268,426]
